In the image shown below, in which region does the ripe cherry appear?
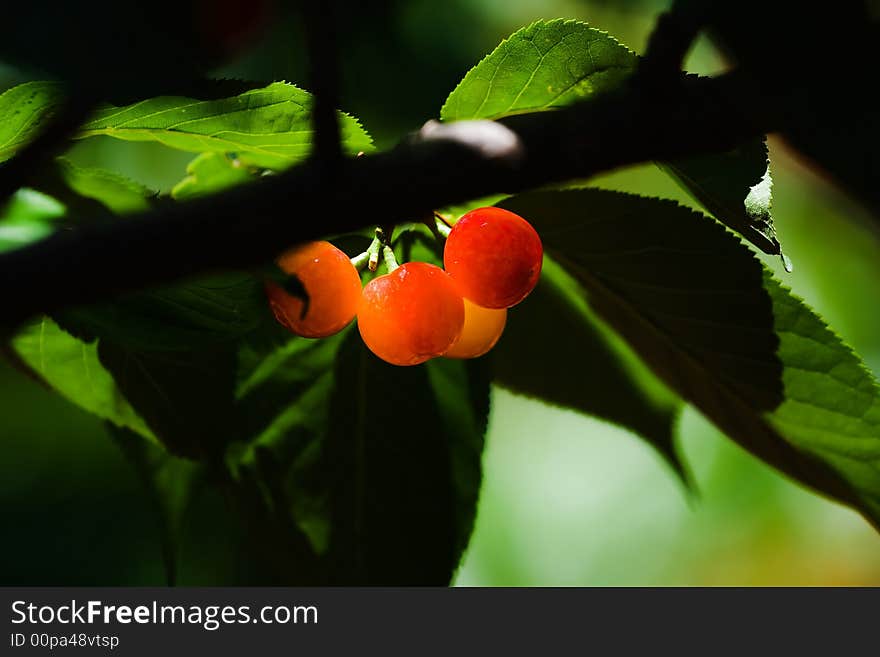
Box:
[358,262,464,366]
[444,207,543,309]
[444,298,507,359]
[265,240,362,338]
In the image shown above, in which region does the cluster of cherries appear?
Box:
[265,207,543,366]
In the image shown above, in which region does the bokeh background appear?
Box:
[2,0,879,585]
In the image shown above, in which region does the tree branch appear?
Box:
[0,72,771,332]
[301,0,343,167]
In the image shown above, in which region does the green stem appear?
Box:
[382,245,399,272]
[365,236,383,272]
[434,217,452,238]
[350,249,371,270]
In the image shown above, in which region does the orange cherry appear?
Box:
[444,298,507,359]
[265,240,362,338]
[358,262,464,366]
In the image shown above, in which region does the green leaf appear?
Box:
[493,259,687,483]
[323,332,490,584]
[0,81,64,163]
[77,82,374,169]
[57,272,266,352]
[109,425,202,585]
[500,188,880,527]
[660,138,781,255]
[11,317,153,441]
[52,158,157,214]
[233,329,346,556]
[440,22,779,255]
[0,188,64,253]
[232,322,490,582]
[441,19,636,122]
[98,343,238,459]
[172,152,260,200]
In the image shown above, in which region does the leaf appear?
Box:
[108,425,202,585]
[98,343,238,459]
[0,189,65,253]
[11,317,153,440]
[500,188,880,527]
[52,158,157,214]
[76,82,374,169]
[493,259,687,483]
[172,152,260,200]
[0,81,64,163]
[441,19,636,122]
[323,331,490,584]
[57,272,266,352]
[440,22,779,255]
[660,138,781,255]
[233,329,346,555]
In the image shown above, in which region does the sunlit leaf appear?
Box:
[0,81,64,163]
[442,21,779,254]
[11,317,153,441]
[77,81,374,169]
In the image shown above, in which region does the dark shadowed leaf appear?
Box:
[500,188,880,527]
[233,328,348,558]
[57,273,265,352]
[108,425,203,584]
[98,343,238,459]
[493,259,687,483]
[660,138,780,255]
[323,331,490,584]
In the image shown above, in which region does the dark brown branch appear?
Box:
[301,0,343,167]
[0,72,771,332]
[638,0,706,81]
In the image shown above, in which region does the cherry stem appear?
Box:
[433,211,453,227]
[351,236,381,271]
[382,245,399,272]
[434,217,452,239]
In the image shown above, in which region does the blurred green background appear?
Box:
[2,0,879,585]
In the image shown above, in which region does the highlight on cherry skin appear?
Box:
[357,261,465,366]
[444,206,543,309]
[265,240,363,338]
[444,298,507,359]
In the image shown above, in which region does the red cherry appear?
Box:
[444,207,543,309]
[358,262,464,366]
[444,298,507,359]
[265,240,362,338]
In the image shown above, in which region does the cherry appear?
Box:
[444,207,543,309]
[444,298,507,359]
[358,262,464,366]
[265,240,362,338]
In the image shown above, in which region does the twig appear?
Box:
[301,0,343,168]
[638,0,705,81]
